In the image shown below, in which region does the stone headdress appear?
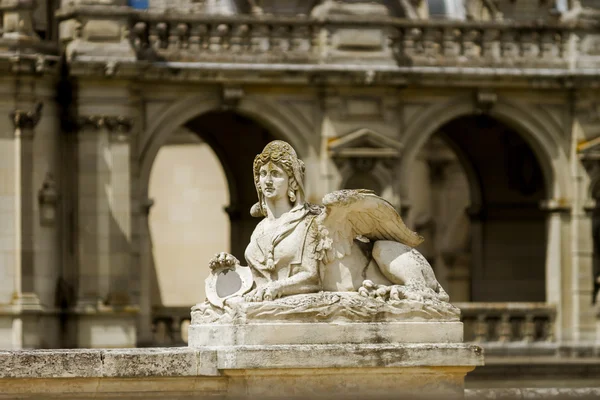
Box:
[251,140,306,217]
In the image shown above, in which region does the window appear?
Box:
[427,0,465,19]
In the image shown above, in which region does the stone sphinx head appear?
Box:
[251,140,306,217]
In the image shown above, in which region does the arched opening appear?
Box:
[407,115,547,302]
[149,129,230,307]
[147,111,278,344]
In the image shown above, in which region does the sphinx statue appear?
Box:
[195,140,457,324]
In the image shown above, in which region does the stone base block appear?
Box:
[189,321,463,347]
[0,345,484,399]
[77,314,136,348]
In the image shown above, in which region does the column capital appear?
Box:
[10,102,43,135]
[78,115,133,133]
[540,199,571,214]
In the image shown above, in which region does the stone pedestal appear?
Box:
[186,293,484,399]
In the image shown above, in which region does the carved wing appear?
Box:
[316,190,423,263]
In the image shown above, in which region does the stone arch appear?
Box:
[139,93,312,198]
[399,95,571,205]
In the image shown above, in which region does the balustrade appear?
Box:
[455,302,556,344]
[131,16,318,63]
[126,12,592,70]
[151,306,191,346]
[151,303,557,347]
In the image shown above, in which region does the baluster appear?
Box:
[132,22,148,51]
[291,25,312,53]
[251,24,271,53]
[271,25,291,53]
[156,22,168,50]
[178,23,190,50]
[154,319,169,346]
[171,317,181,345]
[443,27,460,58]
[545,313,556,342]
[521,30,540,60]
[501,30,519,63]
[148,22,160,50]
[482,28,500,60]
[209,23,230,52]
[403,28,422,58]
[181,318,191,344]
[498,313,511,343]
[474,313,488,342]
[522,314,535,342]
[463,29,481,59]
[168,23,179,50]
[188,23,202,52]
[541,31,557,60]
[230,24,249,53]
[422,27,440,60]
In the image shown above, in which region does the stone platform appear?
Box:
[0,345,483,399]
[189,321,463,346]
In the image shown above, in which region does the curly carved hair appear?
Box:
[251,141,306,217]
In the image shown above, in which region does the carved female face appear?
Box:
[259,162,289,201]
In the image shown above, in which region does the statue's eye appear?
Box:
[260,170,267,177]
[272,170,281,178]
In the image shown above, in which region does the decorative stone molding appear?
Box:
[221,85,244,109]
[328,128,403,159]
[475,90,497,114]
[78,115,133,132]
[10,102,43,137]
[539,198,572,214]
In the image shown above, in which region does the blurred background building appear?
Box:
[1,0,600,388]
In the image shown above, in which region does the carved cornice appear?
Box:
[10,102,43,136]
[78,115,133,133]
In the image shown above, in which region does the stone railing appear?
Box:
[131,15,317,64]
[127,14,597,69]
[152,303,557,347]
[455,302,556,344]
[55,6,600,71]
[151,306,191,346]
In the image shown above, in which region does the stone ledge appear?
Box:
[189,321,463,346]
[0,344,483,379]
[465,388,600,399]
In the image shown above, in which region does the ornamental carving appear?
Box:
[78,115,134,133]
[10,102,43,133]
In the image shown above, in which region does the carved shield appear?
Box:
[205,264,254,308]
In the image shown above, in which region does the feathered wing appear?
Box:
[316,190,423,264]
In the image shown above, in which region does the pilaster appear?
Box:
[74,114,136,348]
[9,104,43,311]
[58,0,135,64]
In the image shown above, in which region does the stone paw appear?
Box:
[359,280,390,301]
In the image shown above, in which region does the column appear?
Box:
[75,115,137,348]
[10,106,42,310]
[1,105,44,350]
[540,199,570,342]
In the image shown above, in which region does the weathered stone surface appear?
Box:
[193,292,460,325]
[0,345,482,399]
[0,350,102,378]
[101,348,198,378]
[189,321,463,347]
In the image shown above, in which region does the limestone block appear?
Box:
[101,348,198,378]
[189,321,463,347]
[0,345,482,399]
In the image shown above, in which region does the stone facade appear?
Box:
[0,0,599,388]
